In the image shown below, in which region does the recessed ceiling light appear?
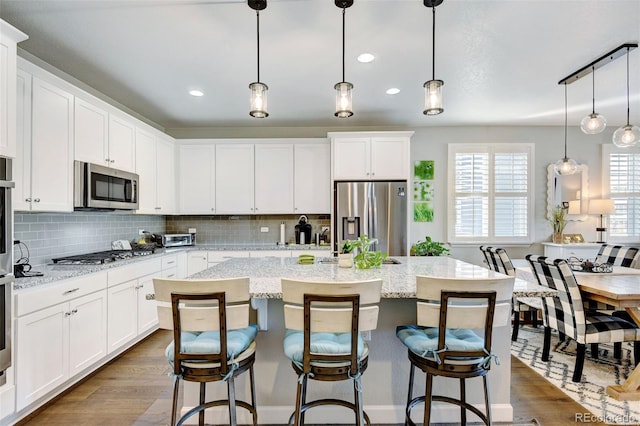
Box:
[386,88,400,95]
[357,53,375,63]
[189,90,204,97]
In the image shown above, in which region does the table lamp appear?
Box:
[588,199,616,243]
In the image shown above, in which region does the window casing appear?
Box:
[602,145,640,242]
[448,143,534,244]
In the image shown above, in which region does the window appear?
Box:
[448,144,534,244]
[602,145,640,242]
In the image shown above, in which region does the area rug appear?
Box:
[511,327,640,424]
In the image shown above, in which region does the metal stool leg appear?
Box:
[292,374,306,426]
[249,365,258,426]
[171,375,180,426]
[227,376,237,426]
[405,363,415,425]
[459,378,466,425]
[353,375,365,426]
[483,374,492,426]
[199,382,206,426]
[424,372,433,426]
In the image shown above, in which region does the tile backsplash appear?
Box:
[13,212,331,267]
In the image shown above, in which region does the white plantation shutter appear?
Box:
[448,144,534,243]
[605,148,640,239]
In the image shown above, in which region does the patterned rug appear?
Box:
[511,327,640,424]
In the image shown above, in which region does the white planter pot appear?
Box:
[338,253,354,268]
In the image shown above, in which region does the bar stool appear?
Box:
[153,277,258,426]
[281,278,382,426]
[396,274,514,425]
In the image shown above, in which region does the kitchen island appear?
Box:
[183,255,541,425]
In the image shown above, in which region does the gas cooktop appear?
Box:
[52,249,154,265]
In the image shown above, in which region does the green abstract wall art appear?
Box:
[413,160,434,222]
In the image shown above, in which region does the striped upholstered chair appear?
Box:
[594,244,639,267]
[479,246,542,341]
[526,255,640,382]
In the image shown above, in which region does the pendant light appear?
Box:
[334,0,354,118]
[555,83,578,175]
[423,0,444,115]
[612,47,640,147]
[248,0,268,118]
[580,67,606,134]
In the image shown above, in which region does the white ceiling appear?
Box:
[1,0,639,131]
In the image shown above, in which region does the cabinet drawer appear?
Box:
[160,267,177,279]
[15,272,107,317]
[162,254,178,270]
[107,258,162,286]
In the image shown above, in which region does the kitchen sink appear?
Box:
[319,257,401,264]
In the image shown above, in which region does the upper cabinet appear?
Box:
[329,131,413,180]
[74,98,135,173]
[294,143,330,214]
[0,20,28,159]
[135,128,175,215]
[178,144,216,214]
[254,144,294,214]
[215,144,254,214]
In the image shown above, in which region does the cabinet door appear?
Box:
[215,144,254,214]
[255,144,294,214]
[155,136,176,214]
[370,136,409,179]
[14,69,31,211]
[108,114,136,172]
[16,302,70,410]
[294,143,330,213]
[0,32,18,158]
[135,128,157,214]
[136,273,158,334]
[74,98,108,166]
[332,137,370,180]
[68,291,107,377]
[187,251,208,276]
[178,145,216,214]
[30,77,74,212]
[107,280,137,353]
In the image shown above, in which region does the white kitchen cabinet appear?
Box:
[107,114,136,172]
[15,73,74,212]
[294,143,330,213]
[16,289,107,410]
[136,273,159,334]
[254,144,294,213]
[107,280,137,352]
[14,68,31,212]
[135,128,175,214]
[542,243,601,260]
[74,98,108,167]
[329,132,412,180]
[187,251,209,276]
[178,144,215,214]
[0,21,27,158]
[215,144,254,214]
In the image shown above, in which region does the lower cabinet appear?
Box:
[15,289,107,410]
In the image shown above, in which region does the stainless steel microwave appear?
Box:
[74,161,139,210]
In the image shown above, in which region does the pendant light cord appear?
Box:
[342,7,346,82]
[625,47,630,125]
[591,66,595,113]
[256,10,261,83]
[431,5,436,80]
[564,83,568,159]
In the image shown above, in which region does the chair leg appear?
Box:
[199,382,206,426]
[171,375,180,426]
[532,309,538,328]
[483,374,492,426]
[300,373,308,425]
[293,374,306,426]
[227,376,238,426]
[511,311,520,342]
[424,372,433,426]
[542,327,551,362]
[353,375,365,426]
[614,342,622,360]
[558,332,566,342]
[573,343,586,382]
[634,342,640,367]
[590,343,599,360]
[249,365,258,426]
[405,363,415,425]
[459,378,466,425]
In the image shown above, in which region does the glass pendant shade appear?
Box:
[249,82,268,118]
[580,113,606,134]
[423,79,444,115]
[555,157,578,176]
[613,124,640,147]
[334,81,353,118]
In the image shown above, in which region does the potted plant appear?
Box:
[410,236,450,256]
[550,205,566,243]
[338,240,356,268]
[351,235,388,269]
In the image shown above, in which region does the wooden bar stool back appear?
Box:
[281,278,382,426]
[396,274,514,425]
[153,277,258,426]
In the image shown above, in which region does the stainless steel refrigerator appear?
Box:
[333,181,408,256]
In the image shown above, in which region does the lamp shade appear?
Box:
[567,200,581,215]
[588,199,616,215]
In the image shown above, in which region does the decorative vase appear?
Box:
[553,232,563,244]
[338,253,354,268]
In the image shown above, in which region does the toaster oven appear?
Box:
[153,234,194,248]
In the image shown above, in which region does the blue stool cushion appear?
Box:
[283,330,365,363]
[396,325,484,358]
[165,325,258,362]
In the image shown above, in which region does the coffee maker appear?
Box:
[295,215,312,245]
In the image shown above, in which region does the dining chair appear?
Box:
[526,255,640,382]
[281,278,382,426]
[595,244,640,267]
[396,274,514,425]
[479,245,542,341]
[153,277,258,426]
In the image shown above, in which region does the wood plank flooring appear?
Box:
[16,329,605,426]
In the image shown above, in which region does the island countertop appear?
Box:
[190,255,550,299]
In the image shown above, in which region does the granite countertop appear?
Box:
[190,256,554,299]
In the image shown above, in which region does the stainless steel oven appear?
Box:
[74,161,139,210]
[0,158,14,385]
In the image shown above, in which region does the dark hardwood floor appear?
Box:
[16,329,605,426]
